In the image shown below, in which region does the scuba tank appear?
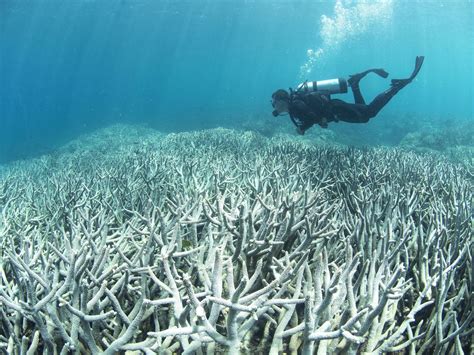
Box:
[296,78,348,95]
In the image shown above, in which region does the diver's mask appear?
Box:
[271,98,288,117]
[271,98,278,116]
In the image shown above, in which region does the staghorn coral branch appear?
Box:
[0,127,471,354]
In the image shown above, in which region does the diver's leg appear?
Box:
[331,99,371,123]
[366,86,402,117]
[348,77,366,105]
[347,68,389,105]
[367,56,424,117]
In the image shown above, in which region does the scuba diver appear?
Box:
[271,56,424,135]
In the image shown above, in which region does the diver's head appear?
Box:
[271,89,290,116]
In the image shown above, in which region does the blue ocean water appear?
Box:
[0,0,473,163]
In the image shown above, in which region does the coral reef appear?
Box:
[400,121,473,150]
[399,120,474,165]
[0,125,472,354]
[239,112,341,146]
[239,113,473,167]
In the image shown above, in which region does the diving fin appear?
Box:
[391,56,424,87]
[410,56,424,80]
[373,68,389,78]
[348,68,389,87]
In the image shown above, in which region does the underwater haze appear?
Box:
[0,0,473,162]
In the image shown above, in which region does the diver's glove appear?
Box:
[296,127,305,135]
[319,117,328,128]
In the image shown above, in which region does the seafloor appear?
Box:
[0,124,472,354]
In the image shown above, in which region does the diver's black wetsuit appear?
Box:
[289,56,424,134]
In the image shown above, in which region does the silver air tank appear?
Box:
[297,78,348,95]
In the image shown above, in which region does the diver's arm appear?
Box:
[292,99,323,133]
[307,93,334,124]
[290,100,316,134]
[297,117,316,134]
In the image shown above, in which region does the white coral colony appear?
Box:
[0,127,472,354]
